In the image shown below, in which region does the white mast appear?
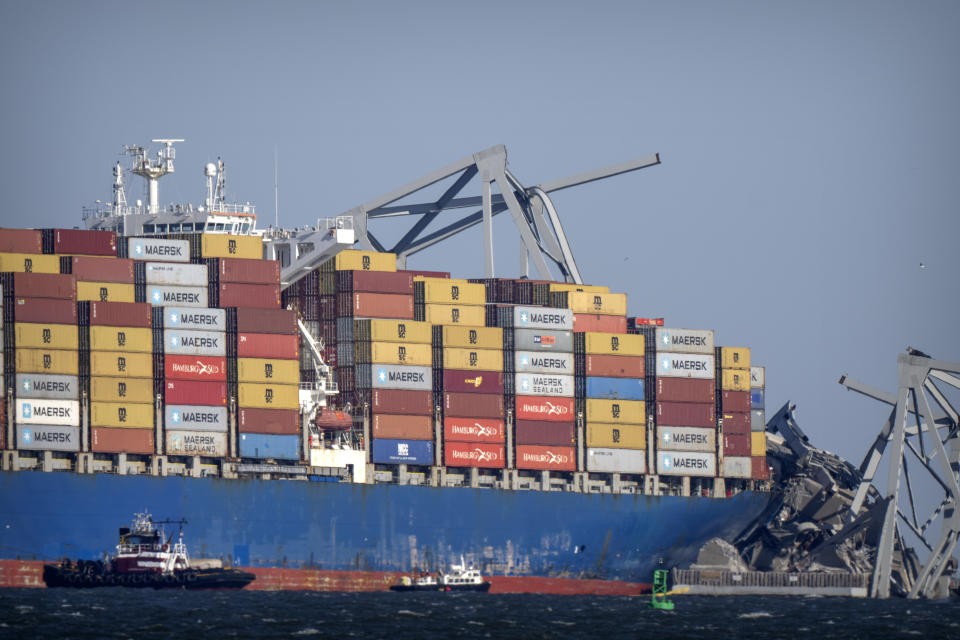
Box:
[127,139,183,214]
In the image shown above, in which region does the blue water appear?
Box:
[1,589,958,639]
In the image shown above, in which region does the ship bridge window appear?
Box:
[181,223,193,232]
[143,224,155,234]
[168,223,180,232]
[240,223,250,234]
[155,224,167,233]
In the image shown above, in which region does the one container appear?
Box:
[88,326,152,352]
[208,257,280,284]
[15,349,79,375]
[143,262,208,287]
[721,411,751,435]
[443,392,504,419]
[548,283,610,294]
[4,273,76,299]
[585,448,646,474]
[89,351,153,378]
[331,249,397,272]
[76,282,135,303]
[751,409,766,432]
[17,425,80,452]
[751,432,767,456]
[723,433,751,457]
[337,270,412,294]
[353,318,431,344]
[751,389,765,410]
[14,323,78,350]
[200,234,263,260]
[236,333,299,359]
[371,414,433,440]
[584,377,644,401]
[505,306,573,330]
[437,325,503,350]
[719,347,751,370]
[752,456,769,480]
[514,351,574,375]
[440,348,503,372]
[11,298,77,324]
[90,402,154,429]
[657,451,716,477]
[163,355,228,381]
[49,229,116,256]
[655,328,715,354]
[357,364,431,391]
[0,253,60,273]
[515,373,575,397]
[342,292,414,319]
[515,420,576,446]
[237,383,299,410]
[159,306,226,331]
[657,426,715,453]
[356,342,431,366]
[166,431,227,457]
[442,417,506,443]
[514,396,576,422]
[369,389,433,416]
[442,369,504,394]
[585,423,645,449]
[164,380,228,406]
[572,314,627,334]
[16,399,80,425]
[163,329,226,357]
[583,354,644,378]
[750,366,765,388]
[90,427,154,454]
[584,398,645,425]
[507,328,573,353]
[89,377,154,403]
[371,439,433,465]
[237,358,299,385]
[444,442,506,468]
[421,304,485,326]
[552,291,627,316]
[720,390,751,413]
[723,456,752,479]
[232,308,297,334]
[238,432,300,460]
[720,369,750,392]
[212,282,280,309]
[581,332,644,356]
[415,279,485,305]
[655,378,716,404]
[238,408,300,435]
[127,237,190,263]
[63,256,134,283]
[655,352,715,379]
[16,373,80,400]
[656,402,715,428]
[515,445,576,471]
[0,229,42,253]
[144,285,208,308]
[87,301,152,327]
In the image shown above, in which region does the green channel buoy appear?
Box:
[649,567,674,611]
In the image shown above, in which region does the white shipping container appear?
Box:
[17,425,80,452]
[369,364,432,391]
[166,430,228,457]
[513,306,574,331]
[512,328,574,352]
[128,237,190,263]
[145,262,208,287]
[751,409,766,432]
[165,405,228,432]
[586,447,647,474]
[657,426,716,453]
[514,351,574,375]
[16,373,80,400]
[515,373,575,397]
[163,329,226,356]
[161,307,226,331]
[656,327,715,354]
[750,366,765,388]
[655,352,715,379]
[723,456,752,479]
[16,399,80,426]
[146,285,208,308]
[658,451,716,477]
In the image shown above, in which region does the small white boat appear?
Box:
[390,557,491,592]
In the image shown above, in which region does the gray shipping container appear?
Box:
[657,451,716,477]
[160,306,226,331]
[512,328,574,352]
[585,447,647,474]
[16,399,80,426]
[128,237,190,263]
[166,430,228,457]
[723,456,752,479]
[655,352,715,379]
[16,373,80,400]
[17,425,80,452]
[516,373,575,397]
[145,262,208,287]
[657,426,715,453]
[370,364,432,391]
[751,409,766,431]
[750,366,765,388]
[513,306,574,331]
[147,285,208,308]
[163,329,226,356]
[164,405,228,432]
[655,328,715,354]
[514,351,574,375]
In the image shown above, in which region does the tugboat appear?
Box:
[42,511,255,589]
[390,557,491,592]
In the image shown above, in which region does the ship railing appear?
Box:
[672,569,869,589]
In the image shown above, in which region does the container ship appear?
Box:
[0,141,774,593]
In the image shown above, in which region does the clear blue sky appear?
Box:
[1,0,957,465]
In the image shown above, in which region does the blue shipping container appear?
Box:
[239,433,300,460]
[372,439,434,465]
[585,377,644,401]
[750,389,765,410]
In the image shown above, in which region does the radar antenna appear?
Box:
[125,139,184,214]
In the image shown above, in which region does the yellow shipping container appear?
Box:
[76,282,135,303]
[751,431,767,456]
[720,347,751,370]
[548,283,610,294]
[90,402,154,429]
[584,332,644,357]
[90,351,153,378]
[585,398,646,425]
[15,348,79,375]
[201,234,263,259]
[366,342,432,366]
[334,249,397,272]
[558,291,627,316]
[89,326,152,352]
[440,325,503,350]
[89,376,155,403]
[442,347,503,371]
[14,323,78,350]
[586,423,646,450]
[238,383,300,410]
[0,253,60,274]
[721,369,751,391]
[416,278,485,305]
[237,358,300,384]
[423,304,485,326]
[358,319,433,344]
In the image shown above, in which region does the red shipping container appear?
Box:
[372,414,433,440]
[238,407,300,435]
[752,455,769,480]
[655,378,715,404]
[515,445,576,471]
[165,380,228,406]
[721,391,750,413]
[515,419,576,446]
[721,411,751,435]
[443,417,505,443]
[370,389,433,415]
[443,369,504,394]
[7,273,76,299]
[216,283,280,309]
[723,433,751,457]
[573,314,627,333]
[237,333,299,359]
[211,257,280,284]
[340,270,414,294]
[0,228,42,253]
[66,256,134,283]
[164,355,228,381]
[514,396,576,422]
[397,269,450,279]
[585,354,644,378]
[444,442,506,468]
[629,317,664,326]
[91,427,154,454]
[656,401,715,428]
[52,229,117,256]
[338,292,414,319]
[443,392,504,419]
[12,298,77,324]
[87,301,152,328]
[234,308,298,334]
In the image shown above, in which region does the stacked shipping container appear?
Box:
[715,346,751,479]
[750,365,767,480]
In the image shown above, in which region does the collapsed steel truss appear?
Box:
[841,350,960,598]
